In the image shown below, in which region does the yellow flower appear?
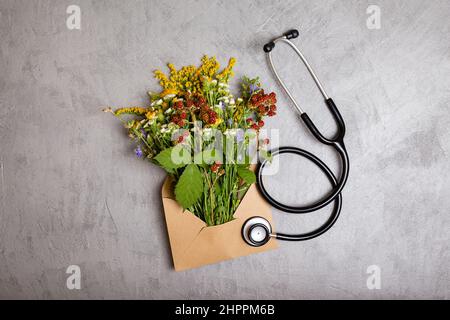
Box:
[217,57,236,81]
[233,104,244,122]
[196,55,220,80]
[168,63,177,74]
[160,88,178,96]
[153,55,231,96]
[115,107,148,116]
[154,70,169,88]
[145,110,157,120]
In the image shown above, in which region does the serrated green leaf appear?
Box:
[154,147,189,170]
[237,166,256,185]
[175,164,204,209]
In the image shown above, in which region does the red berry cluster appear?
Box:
[171,100,188,127]
[246,118,265,131]
[250,90,277,117]
[185,93,205,111]
[184,93,218,125]
[200,107,218,125]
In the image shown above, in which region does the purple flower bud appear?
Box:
[135,146,143,158]
[249,84,259,93]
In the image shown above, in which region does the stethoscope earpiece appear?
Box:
[242,217,272,247]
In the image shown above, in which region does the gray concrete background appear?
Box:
[0,0,449,299]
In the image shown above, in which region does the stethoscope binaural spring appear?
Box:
[242,29,350,247]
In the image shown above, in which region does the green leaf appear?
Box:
[154,147,189,170]
[237,166,256,185]
[175,164,204,209]
[215,183,221,194]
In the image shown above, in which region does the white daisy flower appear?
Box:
[163,94,176,100]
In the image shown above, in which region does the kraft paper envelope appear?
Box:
[161,177,278,271]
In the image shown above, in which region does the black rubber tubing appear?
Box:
[257,140,348,214]
[257,146,345,241]
[256,102,349,241]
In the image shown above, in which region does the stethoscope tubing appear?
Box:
[258,141,348,214]
[264,148,342,241]
[255,29,350,242]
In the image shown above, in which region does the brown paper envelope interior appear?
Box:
[162,177,278,271]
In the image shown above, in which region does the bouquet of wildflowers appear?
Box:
[105,56,277,226]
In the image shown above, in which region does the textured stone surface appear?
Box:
[0,0,449,299]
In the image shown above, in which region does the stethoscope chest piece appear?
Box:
[242,217,272,247]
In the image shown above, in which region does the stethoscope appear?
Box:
[242,29,350,247]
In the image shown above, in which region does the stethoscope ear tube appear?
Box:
[300,99,346,144]
[284,29,299,40]
[263,29,300,53]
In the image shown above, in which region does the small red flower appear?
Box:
[258,120,265,127]
[211,161,221,173]
[208,110,217,124]
[175,101,183,109]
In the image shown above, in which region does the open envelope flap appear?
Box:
[162,178,207,268]
[161,177,277,271]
